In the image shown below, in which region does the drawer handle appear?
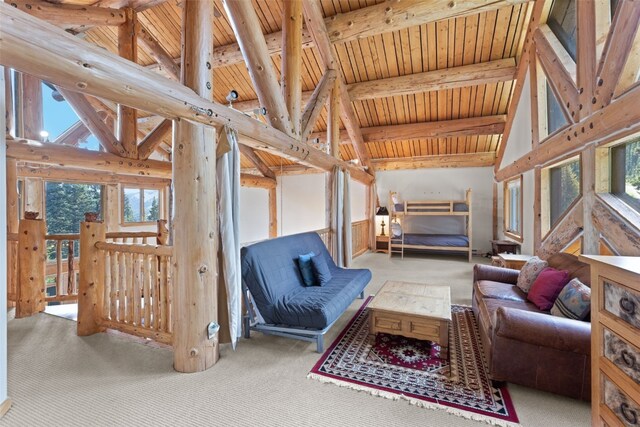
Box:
[620,297,636,316]
[621,403,638,425]
[621,350,637,369]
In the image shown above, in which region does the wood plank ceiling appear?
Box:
[78,0,533,170]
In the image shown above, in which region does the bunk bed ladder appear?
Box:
[389,234,404,258]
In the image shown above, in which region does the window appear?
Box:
[611,138,640,212]
[546,82,567,135]
[549,159,581,225]
[122,187,161,224]
[547,0,577,61]
[45,182,103,234]
[504,176,523,242]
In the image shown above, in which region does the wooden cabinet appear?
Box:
[375,235,389,253]
[497,253,533,270]
[580,256,640,427]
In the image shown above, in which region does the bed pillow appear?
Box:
[551,278,591,320]
[391,193,399,205]
[297,252,316,287]
[311,254,332,286]
[516,256,548,294]
[527,267,570,311]
[391,222,402,238]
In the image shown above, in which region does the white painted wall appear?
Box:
[376,167,494,254]
[277,173,327,236]
[1,69,9,408]
[239,187,269,244]
[497,70,535,254]
[350,178,367,221]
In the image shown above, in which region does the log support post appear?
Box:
[326,79,341,258]
[281,0,302,137]
[104,184,120,232]
[77,217,106,336]
[117,8,138,159]
[582,146,598,254]
[6,158,19,303]
[156,219,169,245]
[172,0,218,373]
[16,213,45,318]
[269,186,277,238]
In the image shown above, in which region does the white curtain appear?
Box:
[331,166,352,268]
[216,127,242,349]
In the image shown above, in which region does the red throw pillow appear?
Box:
[527,267,571,311]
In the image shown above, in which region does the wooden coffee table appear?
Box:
[369,281,452,358]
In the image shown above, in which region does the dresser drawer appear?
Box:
[603,278,640,330]
[604,329,640,385]
[409,321,440,340]
[603,376,640,427]
[373,316,402,332]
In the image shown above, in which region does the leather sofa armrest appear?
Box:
[473,264,519,285]
[494,307,591,355]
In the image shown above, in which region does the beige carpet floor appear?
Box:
[3,253,590,426]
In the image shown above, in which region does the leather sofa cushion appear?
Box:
[475,280,527,302]
[547,253,591,287]
[477,297,543,339]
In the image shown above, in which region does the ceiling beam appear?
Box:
[309,115,507,145]
[7,136,172,178]
[238,144,276,180]
[137,118,172,160]
[348,59,517,101]
[302,0,374,173]
[301,69,337,141]
[373,152,496,171]
[223,0,294,137]
[56,87,125,156]
[117,7,138,159]
[137,20,180,81]
[6,0,126,28]
[17,164,171,186]
[281,0,303,137]
[240,173,276,189]
[0,4,372,184]
[52,120,91,146]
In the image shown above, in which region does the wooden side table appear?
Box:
[375,235,389,253]
[491,239,521,255]
[498,253,533,270]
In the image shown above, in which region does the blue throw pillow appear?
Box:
[297,252,316,286]
[311,254,332,286]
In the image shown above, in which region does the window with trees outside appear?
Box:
[504,176,523,242]
[122,187,161,224]
[610,138,640,212]
[549,159,581,226]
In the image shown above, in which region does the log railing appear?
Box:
[351,219,370,258]
[106,231,158,244]
[315,227,331,249]
[45,233,80,303]
[95,241,173,344]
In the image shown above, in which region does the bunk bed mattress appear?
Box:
[394,203,469,212]
[400,233,469,247]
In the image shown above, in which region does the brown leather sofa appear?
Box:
[472,253,591,401]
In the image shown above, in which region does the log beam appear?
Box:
[348,59,517,101]
[52,120,91,146]
[592,196,640,256]
[137,118,171,160]
[576,0,596,120]
[223,0,294,137]
[56,88,125,155]
[18,164,171,186]
[7,137,172,178]
[6,0,126,28]
[21,73,42,140]
[0,3,371,184]
[301,69,337,141]
[372,152,496,171]
[281,0,302,137]
[537,200,583,260]
[269,186,277,238]
[172,0,218,373]
[117,8,138,159]
[137,20,180,81]
[240,173,276,189]
[238,144,276,180]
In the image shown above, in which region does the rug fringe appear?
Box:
[307,373,522,427]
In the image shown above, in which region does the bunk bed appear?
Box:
[388,189,472,262]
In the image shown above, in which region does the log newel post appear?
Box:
[156,219,169,245]
[16,212,46,318]
[77,214,106,336]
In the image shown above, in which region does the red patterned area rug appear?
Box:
[308,298,520,427]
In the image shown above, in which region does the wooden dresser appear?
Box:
[580,256,640,427]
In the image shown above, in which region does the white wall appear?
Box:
[350,178,367,221]
[376,167,494,254]
[239,187,269,244]
[497,70,535,254]
[1,68,9,409]
[277,173,327,236]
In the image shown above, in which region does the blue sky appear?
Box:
[41,83,100,151]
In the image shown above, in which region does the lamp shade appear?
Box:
[376,207,389,216]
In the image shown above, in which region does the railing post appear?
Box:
[16,212,46,318]
[156,219,168,245]
[78,213,106,336]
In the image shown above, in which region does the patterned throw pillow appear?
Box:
[551,278,591,320]
[516,256,548,294]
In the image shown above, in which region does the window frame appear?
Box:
[503,175,524,243]
[120,185,164,226]
[541,155,582,236]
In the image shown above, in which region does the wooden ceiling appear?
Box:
[73,0,532,170]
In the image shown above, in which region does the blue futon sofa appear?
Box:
[241,232,372,352]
